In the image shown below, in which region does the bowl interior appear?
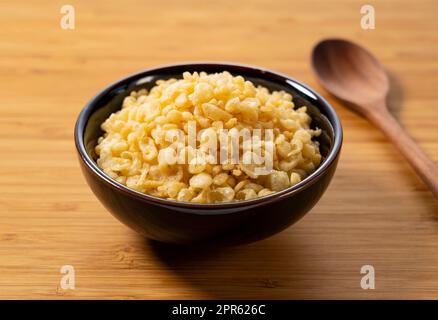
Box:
[80,63,337,205]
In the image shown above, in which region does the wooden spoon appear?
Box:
[311,38,438,198]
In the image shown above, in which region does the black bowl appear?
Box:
[74,63,342,245]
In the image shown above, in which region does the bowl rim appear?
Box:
[75,62,343,210]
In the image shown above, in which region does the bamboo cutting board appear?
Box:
[0,0,437,299]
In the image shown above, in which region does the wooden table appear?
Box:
[1,0,437,299]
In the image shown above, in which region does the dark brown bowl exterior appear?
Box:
[75,63,342,245]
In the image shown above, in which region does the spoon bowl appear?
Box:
[312,38,390,115]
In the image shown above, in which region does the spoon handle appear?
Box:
[366,103,438,198]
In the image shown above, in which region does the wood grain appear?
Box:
[0,0,437,299]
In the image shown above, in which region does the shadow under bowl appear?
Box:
[74,63,342,245]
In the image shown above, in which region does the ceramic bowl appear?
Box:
[74,63,342,245]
